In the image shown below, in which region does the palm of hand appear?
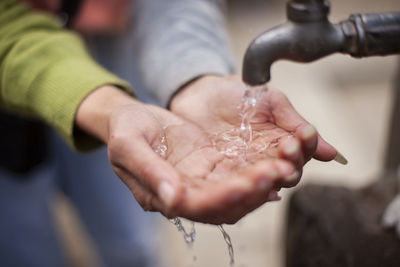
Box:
[105,75,337,224]
[171,76,315,170]
[108,102,294,224]
[154,118,294,224]
[209,91,295,164]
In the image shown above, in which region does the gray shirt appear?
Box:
[88,0,234,106]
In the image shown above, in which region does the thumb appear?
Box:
[109,135,183,209]
[313,135,343,163]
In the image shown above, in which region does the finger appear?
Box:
[112,165,177,217]
[266,90,339,162]
[313,135,344,163]
[179,177,254,224]
[265,90,307,132]
[108,134,184,210]
[266,190,281,201]
[214,159,294,224]
[179,159,296,224]
[295,124,318,162]
[278,137,303,168]
[221,160,293,223]
[274,137,304,187]
[273,159,301,188]
[236,158,296,189]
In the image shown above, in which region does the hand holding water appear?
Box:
[170,75,345,189]
[76,85,296,224]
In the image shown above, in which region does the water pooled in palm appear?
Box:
[211,84,267,163]
[154,135,167,158]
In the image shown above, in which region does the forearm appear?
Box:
[133,0,234,107]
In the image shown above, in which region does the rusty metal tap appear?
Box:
[242,0,400,86]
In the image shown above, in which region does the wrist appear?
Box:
[75,85,136,143]
[169,75,222,112]
[168,75,204,111]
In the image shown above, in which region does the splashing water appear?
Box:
[239,84,266,147]
[210,84,268,165]
[209,84,267,265]
[170,218,196,245]
[212,85,266,266]
[218,225,235,266]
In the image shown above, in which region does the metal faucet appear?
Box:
[242,0,400,86]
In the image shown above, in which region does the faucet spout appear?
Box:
[242,21,344,85]
[242,0,400,86]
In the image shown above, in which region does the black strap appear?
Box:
[0,111,48,175]
[59,0,82,27]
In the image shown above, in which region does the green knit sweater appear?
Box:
[0,0,131,151]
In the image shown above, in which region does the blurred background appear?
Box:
[54,0,400,266]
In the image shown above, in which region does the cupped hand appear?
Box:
[170,75,344,188]
[76,85,297,224]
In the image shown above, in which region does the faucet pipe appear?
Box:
[242,0,400,86]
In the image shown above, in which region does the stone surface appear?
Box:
[285,176,400,267]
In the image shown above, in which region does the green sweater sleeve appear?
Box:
[0,0,132,151]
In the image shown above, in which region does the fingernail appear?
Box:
[284,139,300,157]
[158,182,175,207]
[267,190,281,201]
[334,151,348,165]
[302,125,316,139]
[283,170,300,184]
